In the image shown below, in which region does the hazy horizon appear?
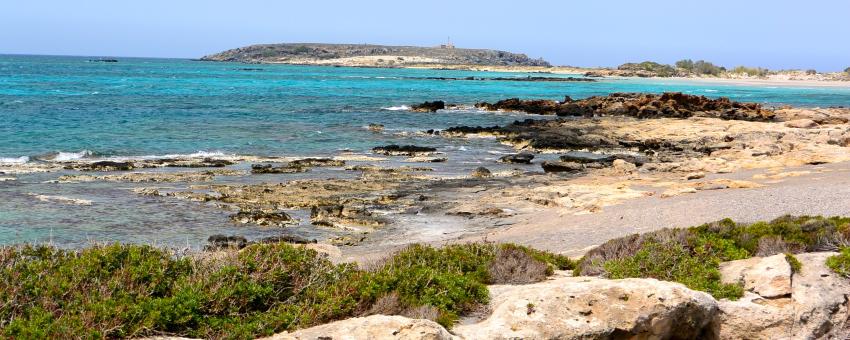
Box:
[2,0,849,71]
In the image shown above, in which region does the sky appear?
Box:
[2,0,849,71]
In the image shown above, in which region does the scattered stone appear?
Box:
[686,172,706,180]
[372,145,437,156]
[498,152,535,164]
[471,167,492,178]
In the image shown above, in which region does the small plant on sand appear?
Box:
[826,247,850,278]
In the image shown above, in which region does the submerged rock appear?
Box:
[471,167,492,178]
[230,210,297,227]
[368,123,385,132]
[498,152,535,164]
[372,145,437,156]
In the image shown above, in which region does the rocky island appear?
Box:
[201,43,551,68]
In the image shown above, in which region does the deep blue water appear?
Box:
[2,55,850,248]
[3,55,850,160]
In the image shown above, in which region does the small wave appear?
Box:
[704,89,719,93]
[29,193,92,206]
[382,105,410,111]
[52,150,93,161]
[0,156,29,164]
[125,150,228,161]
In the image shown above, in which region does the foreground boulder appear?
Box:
[712,252,850,339]
[453,277,718,339]
[265,315,454,340]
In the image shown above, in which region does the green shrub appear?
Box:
[785,253,802,274]
[577,215,850,300]
[826,247,850,278]
[731,66,770,77]
[603,240,744,300]
[845,67,850,75]
[0,242,570,338]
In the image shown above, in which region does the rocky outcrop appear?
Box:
[455,277,718,339]
[498,152,535,164]
[264,315,454,340]
[471,167,492,178]
[712,252,850,339]
[475,92,774,122]
[229,210,297,227]
[372,145,437,156]
[410,101,446,112]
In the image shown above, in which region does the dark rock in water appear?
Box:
[476,98,562,115]
[288,158,345,167]
[559,151,618,164]
[499,153,535,164]
[258,235,316,244]
[372,145,437,156]
[72,161,135,171]
[474,92,774,121]
[411,101,446,112]
[471,167,492,178]
[230,210,296,227]
[442,125,501,135]
[89,59,118,63]
[206,234,248,250]
[163,158,234,168]
[251,164,309,174]
[368,123,385,132]
[541,161,584,173]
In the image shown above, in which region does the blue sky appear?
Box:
[2,0,848,71]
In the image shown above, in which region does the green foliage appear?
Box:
[845,67,850,75]
[785,253,802,274]
[730,65,770,77]
[826,247,850,278]
[579,215,850,300]
[604,240,744,300]
[1,242,570,338]
[675,59,694,70]
[618,61,676,77]
[805,69,818,75]
[293,45,310,54]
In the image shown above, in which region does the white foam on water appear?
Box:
[382,105,410,111]
[0,156,29,164]
[52,150,93,161]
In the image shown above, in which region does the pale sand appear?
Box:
[453,161,850,257]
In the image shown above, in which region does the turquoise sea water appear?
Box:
[3,55,850,160]
[2,55,850,248]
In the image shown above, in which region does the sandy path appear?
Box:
[453,162,850,257]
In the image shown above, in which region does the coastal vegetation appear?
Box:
[576,215,850,299]
[3,216,849,338]
[0,242,571,339]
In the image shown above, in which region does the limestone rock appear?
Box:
[452,277,718,339]
[713,252,850,339]
[784,119,819,129]
[719,254,792,298]
[264,315,455,340]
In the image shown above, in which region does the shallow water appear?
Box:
[2,55,850,248]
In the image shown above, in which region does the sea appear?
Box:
[2,54,850,248]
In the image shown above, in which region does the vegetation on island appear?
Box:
[3,215,850,338]
[617,59,843,78]
[0,242,572,339]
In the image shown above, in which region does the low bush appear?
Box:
[576,215,850,300]
[826,247,850,278]
[0,242,573,338]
